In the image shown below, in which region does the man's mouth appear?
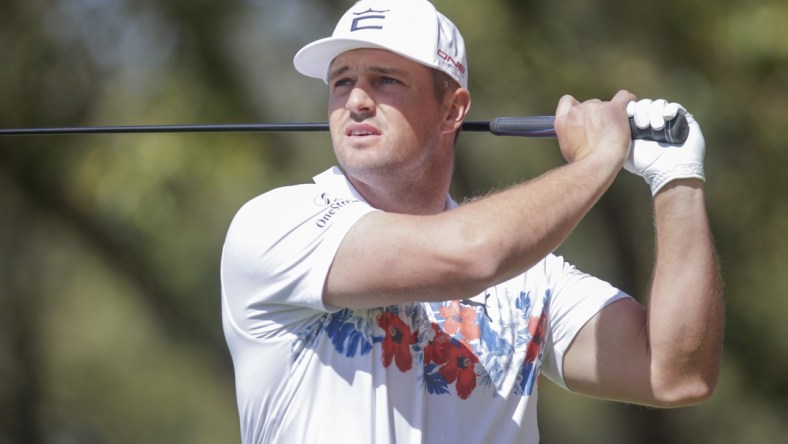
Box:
[346,124,381,137]
[350,129,375,136]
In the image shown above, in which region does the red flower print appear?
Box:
[438,342,479,399]
[439,300,481,343]
[524,311,548,364]
[378,312,418,372]
[424,323,452,366]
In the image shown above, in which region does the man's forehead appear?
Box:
[328,48,429,77]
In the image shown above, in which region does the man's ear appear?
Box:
[442,88,471,135]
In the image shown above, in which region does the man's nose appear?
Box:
[346,86,376,117]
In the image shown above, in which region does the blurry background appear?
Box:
[1,0,786,443]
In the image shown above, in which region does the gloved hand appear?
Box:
[624,99,706,195]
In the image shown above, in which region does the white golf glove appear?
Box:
[624,99,706,195]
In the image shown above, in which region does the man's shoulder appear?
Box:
[230,182,323,229]
[239,167,355,213]
[229,168,371,235]
[247,182,320,208]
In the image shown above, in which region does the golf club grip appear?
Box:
[489,113,689,143]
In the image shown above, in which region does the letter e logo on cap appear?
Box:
[350,8,390,31]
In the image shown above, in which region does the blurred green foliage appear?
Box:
[1,0,786,443]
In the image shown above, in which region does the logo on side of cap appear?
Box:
[437,50,466,75]
[349,8,390,31]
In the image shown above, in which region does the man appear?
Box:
[220,0,723,442]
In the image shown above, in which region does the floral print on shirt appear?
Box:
[292,289,551,400]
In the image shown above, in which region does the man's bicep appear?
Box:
[562,297,658,405]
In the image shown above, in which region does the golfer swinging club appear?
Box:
[220,0,723,442]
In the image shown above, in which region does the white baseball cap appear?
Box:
[293,0,468,89]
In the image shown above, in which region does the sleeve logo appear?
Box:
[313,193,360,228]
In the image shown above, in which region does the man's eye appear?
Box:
[380,77,399,85]
[333,78,353,88]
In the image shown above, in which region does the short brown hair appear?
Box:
[431,69,460,102]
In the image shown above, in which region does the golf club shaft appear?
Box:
[0,115,688,143]
[0,120,545,136]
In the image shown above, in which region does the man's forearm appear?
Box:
[454,151,622,288]
[647,179,724,403]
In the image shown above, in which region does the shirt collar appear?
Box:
[314,166,457,211]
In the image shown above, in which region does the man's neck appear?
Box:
[346,171,451,215]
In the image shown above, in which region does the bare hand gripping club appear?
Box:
[0,114,689,144]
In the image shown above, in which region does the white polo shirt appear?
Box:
[220,166,629,443]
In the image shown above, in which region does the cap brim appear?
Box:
[293,37,390,83]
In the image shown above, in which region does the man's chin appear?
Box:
[336,159,397,181]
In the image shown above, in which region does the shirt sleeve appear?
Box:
[538,254,632,389]
[220,184,378,339]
